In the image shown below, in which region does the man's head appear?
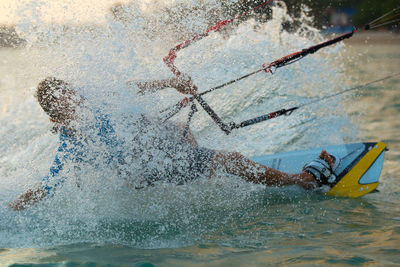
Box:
[36,77,81,125]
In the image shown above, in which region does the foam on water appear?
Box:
[0,0,356,248]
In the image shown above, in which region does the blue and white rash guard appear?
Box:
[41,112,124,195]
[41,111,216,195]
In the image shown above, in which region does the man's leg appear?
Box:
[210,151,326,189]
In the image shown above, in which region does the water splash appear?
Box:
[0,0,356,248]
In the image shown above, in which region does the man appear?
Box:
[10,75,336,210]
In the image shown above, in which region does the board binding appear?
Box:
[251,142,387,198]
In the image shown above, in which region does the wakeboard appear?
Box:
[251,142,387,198]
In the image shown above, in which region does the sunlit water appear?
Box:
[1,1,400,266]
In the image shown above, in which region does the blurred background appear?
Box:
[1,0,399,48]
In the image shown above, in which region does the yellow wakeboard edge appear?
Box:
[327,142,386,198]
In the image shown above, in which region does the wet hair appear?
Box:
[36,77,71,118]
[36,77,75,133]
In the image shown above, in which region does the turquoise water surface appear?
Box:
[1,2,400,266]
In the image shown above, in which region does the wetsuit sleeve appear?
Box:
[41,137,71,195]
[42,154,64,195]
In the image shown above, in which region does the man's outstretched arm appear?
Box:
[210,150,336,189]
[9,187,47,210]
[211,151,320,189]
[135,74,198,95]
[9,143,67,210]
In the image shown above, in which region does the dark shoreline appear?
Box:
[0,25,26,48]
